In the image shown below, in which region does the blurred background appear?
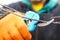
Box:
[0,0,60,5]
[59,0,60,3]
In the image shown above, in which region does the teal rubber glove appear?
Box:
[23,11,40,32]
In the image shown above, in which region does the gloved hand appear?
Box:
[0,12,31,40]
[23,11,40,32]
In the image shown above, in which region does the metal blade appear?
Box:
[37,19,54,27]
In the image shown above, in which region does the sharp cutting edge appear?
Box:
[37,19,54,27]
